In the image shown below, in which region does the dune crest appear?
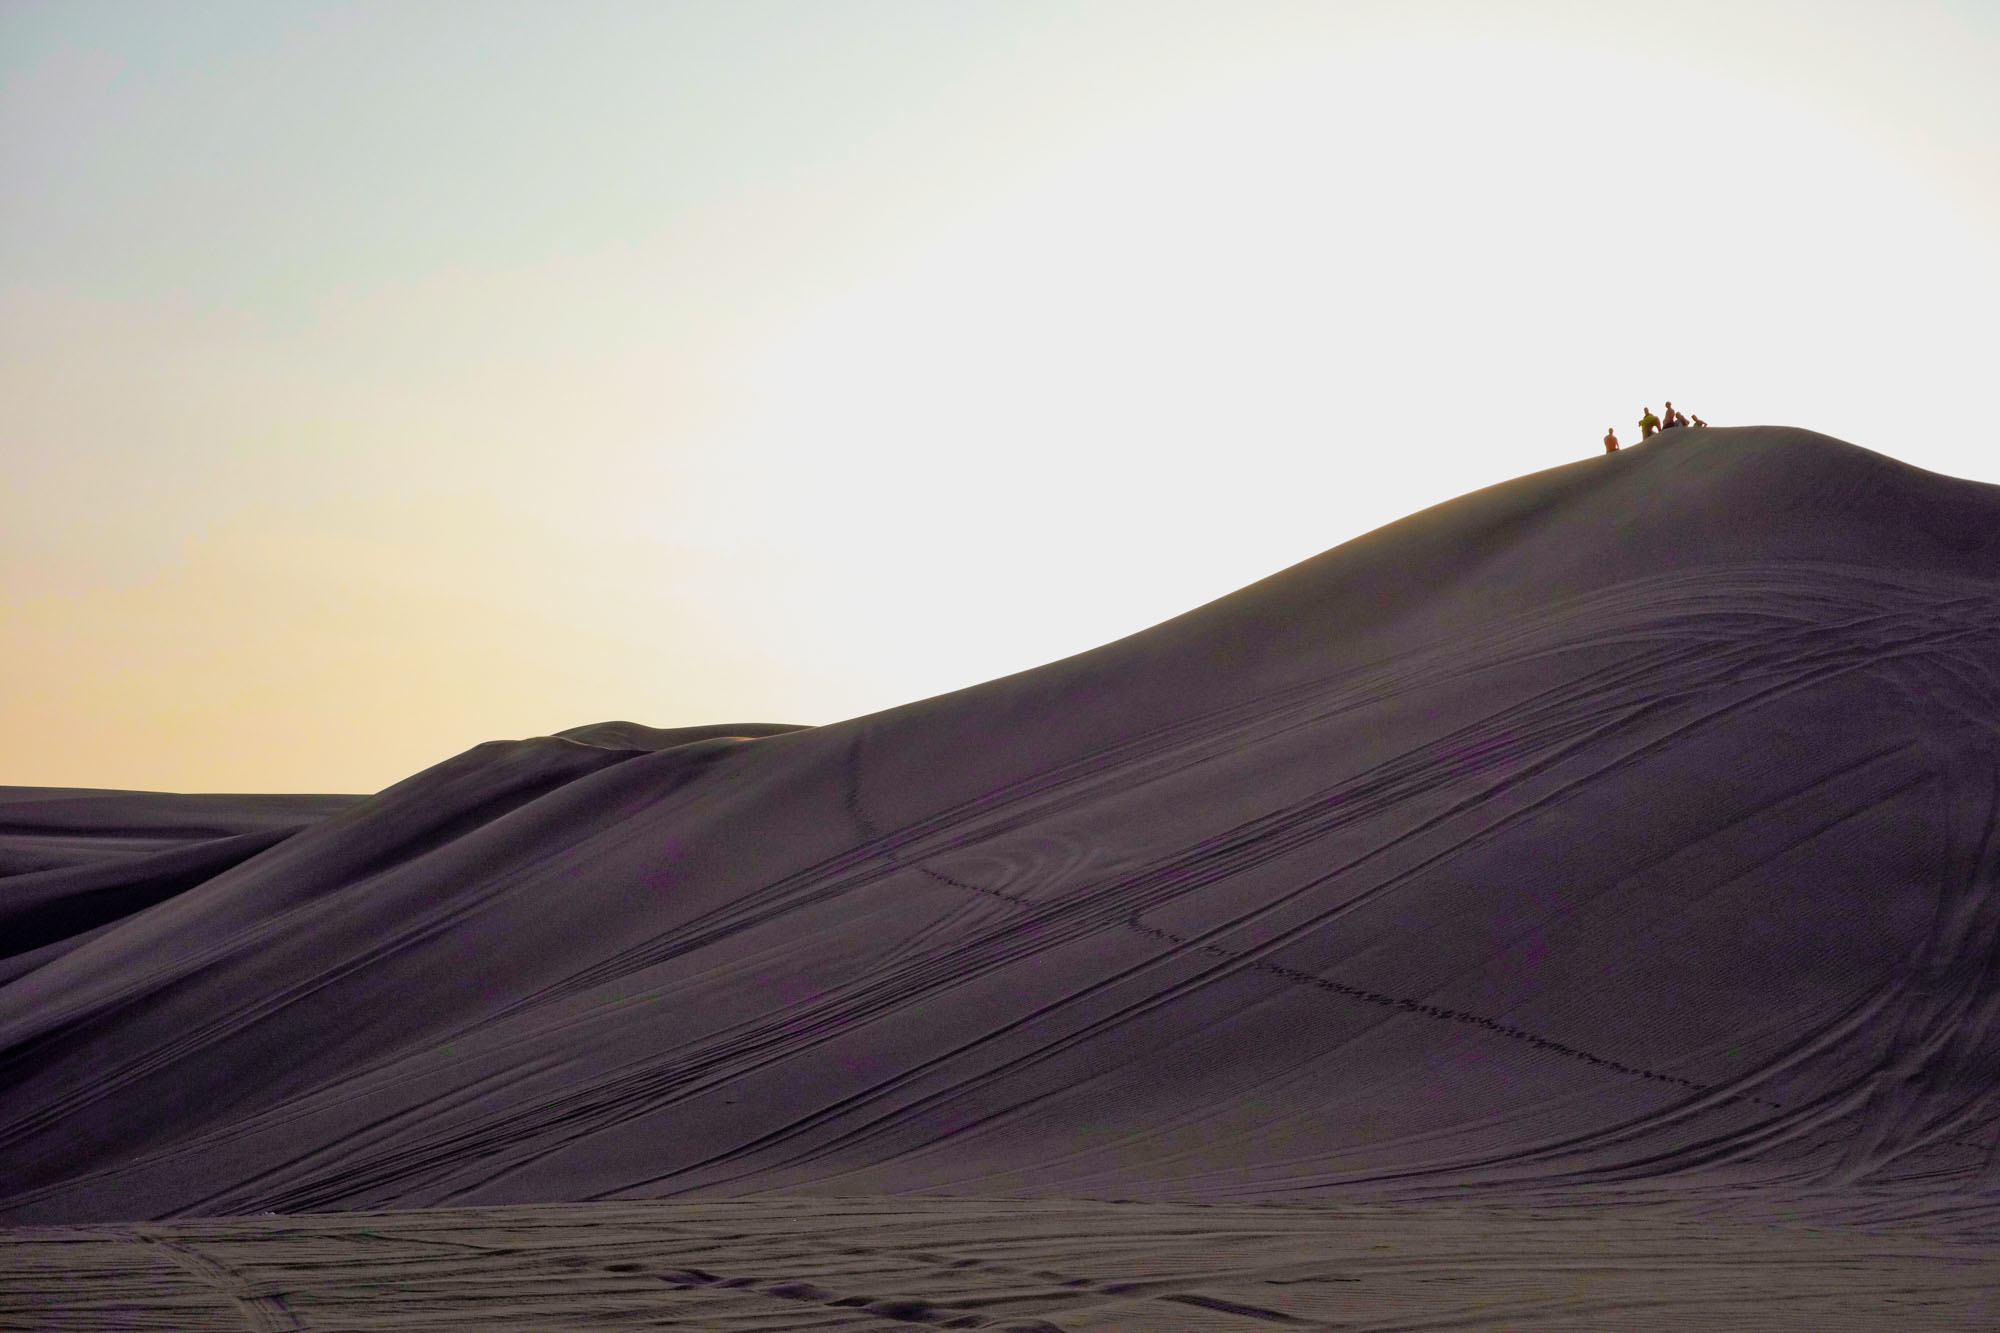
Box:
[4,426,1998,1225]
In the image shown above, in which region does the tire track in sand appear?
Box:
[115,1227,305,1332]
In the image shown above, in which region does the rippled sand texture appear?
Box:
[6,1195,1999,1331]
[3,428,1998,1244]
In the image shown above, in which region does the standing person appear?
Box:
[1639,407,1660,440]
[1603,427,1620,454]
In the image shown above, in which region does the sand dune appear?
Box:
[4,427,1998,1243]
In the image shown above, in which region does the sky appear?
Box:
[5,0,1999,794]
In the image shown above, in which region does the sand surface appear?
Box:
[5,426,1999,1322]
[6,1194,1997,1330]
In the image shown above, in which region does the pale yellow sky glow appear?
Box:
[5,1,1998,793]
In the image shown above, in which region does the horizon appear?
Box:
[7,1,2000,794]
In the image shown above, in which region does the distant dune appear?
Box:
[5,426,1999,1229]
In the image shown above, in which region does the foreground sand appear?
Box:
[6,1194,1997,1331]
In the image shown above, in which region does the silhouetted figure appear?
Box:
[1690,414,1708,428]
[1604,428,1619,454]
[1639,407,1660,440]
[1662,401,1683,430]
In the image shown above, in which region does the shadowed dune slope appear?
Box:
[4,426,1999,1224]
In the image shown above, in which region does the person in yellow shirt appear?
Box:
[1638,407,1660,440]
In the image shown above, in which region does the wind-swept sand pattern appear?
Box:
[4,427,1999,1323]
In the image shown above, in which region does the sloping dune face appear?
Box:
[3,427,1998,1223]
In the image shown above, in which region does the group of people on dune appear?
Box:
[1602,401,1707,453]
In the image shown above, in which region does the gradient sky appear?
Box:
[6,0,1999,794]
